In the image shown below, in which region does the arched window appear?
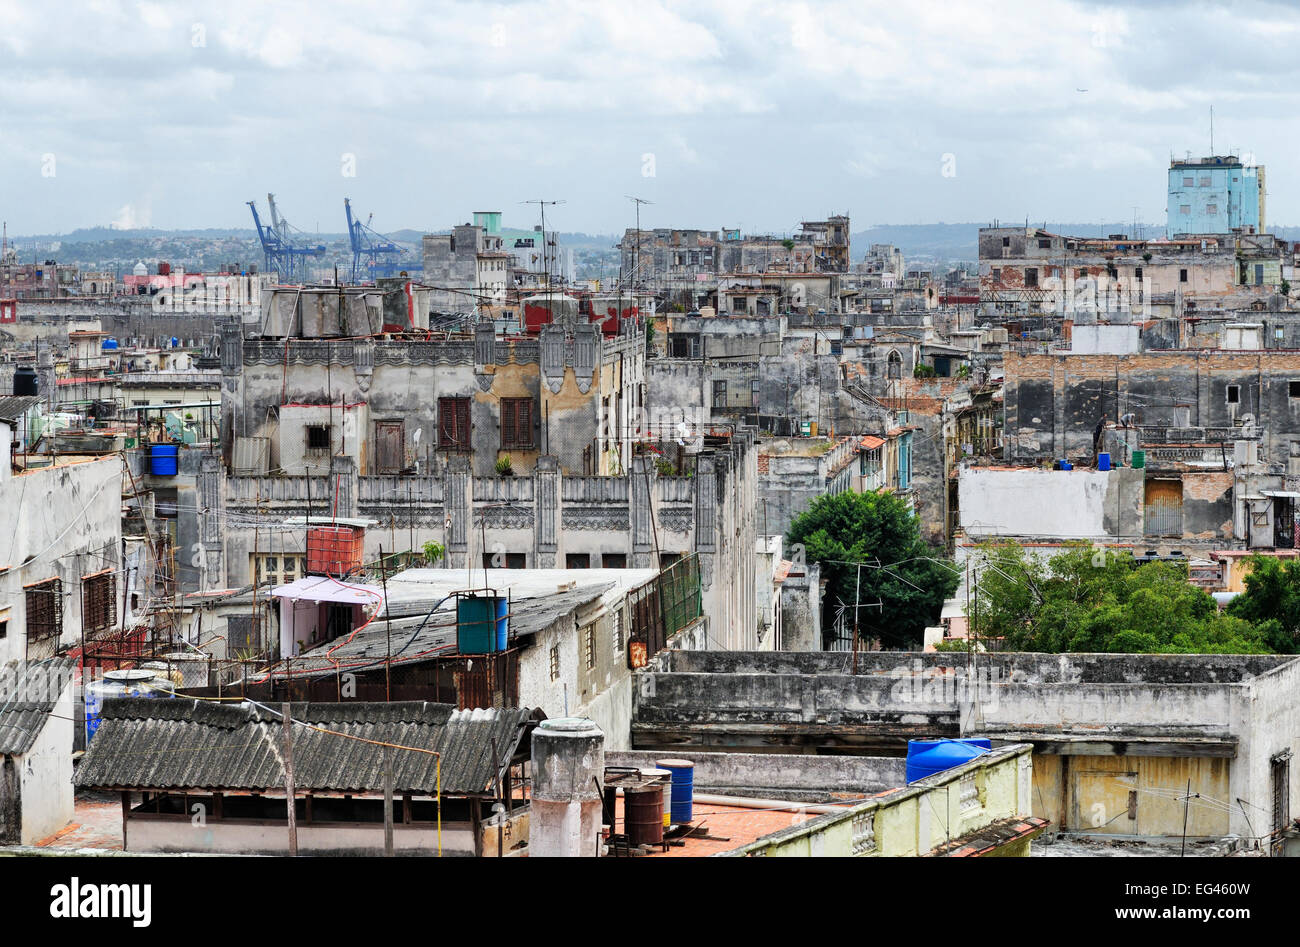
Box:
[887,349,902,379]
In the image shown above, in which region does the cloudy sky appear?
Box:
[2,0,1297,237]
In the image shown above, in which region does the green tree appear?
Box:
[973,542,1273,654]
[1226,554,1300,653]
[786,491,957,648]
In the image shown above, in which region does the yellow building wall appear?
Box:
[1030,752,1229,838]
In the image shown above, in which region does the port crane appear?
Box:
[247,193,326,283]
[345,198,420,283]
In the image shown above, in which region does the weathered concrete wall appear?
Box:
[779,566,821,651]
[1004,350,1300,464]
[1237,657,1300,847]
[655,649,1289,683]
[605,750,906,798]
[635,649,1299,840]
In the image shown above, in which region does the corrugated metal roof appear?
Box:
[76,698,535,796]
[0,657,75,755]
[273,583,612,680]
[0,395,39,424]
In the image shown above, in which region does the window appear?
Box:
[549,644,560,682]
[24,577,62,660]
[1180,205,1191,216]
[566,553,591,569]
[712,380,727,407]
[1183,176,1194,186]
[81,569,117,633]
[1076,268,1087,279]
[482,552,527,569]
[1180,269,1189,283]
[1037,238,1051,249]
[252,555,304,586]
[0,620,7,640]
[669,334,701,357]
[306,425,330,450]
[602,553,628,569]
[1024,267,1038,288]
[991,268,1001,282]
[1001,236,1010,247]
[887,350,902,379]
[583,624,596,670]
[1199,176,1211,187]
[438,397,471,450]
[751,379,761,406]
[1226,384,1240,404]
[500,397,534,449]
[612,608,624,656]
[1206,203,1218,215]
[1289,382,1300,399]
[1134,267,1143,281]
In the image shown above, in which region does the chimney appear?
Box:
[528,718,605,857]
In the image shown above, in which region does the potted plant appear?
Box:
[495,454,515,476]
[421,540,445,565]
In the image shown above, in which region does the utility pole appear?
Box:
[380,544,392,702]
[383,743,395,857]
[282,702,298,856]
[852,562,862,674]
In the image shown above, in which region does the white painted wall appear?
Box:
[128,816,474,855]
[0,457,123,666]
[1070,324,1141,354]
[17,678,74,844]
[959,467,1114,540]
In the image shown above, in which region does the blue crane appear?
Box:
[247,193,326,283]
[345,198,420,283]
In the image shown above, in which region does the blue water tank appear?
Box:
[1098,452,1111,471]
[149,443,179,476]
[905,739,991,783]
[101,337,119,350]
[455,594,508,653]
[1059,460,1073,471]
[656,758,695,824]
[85,670,162,742]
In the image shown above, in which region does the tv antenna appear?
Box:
[520,199,565,287]
[625,195,654,290]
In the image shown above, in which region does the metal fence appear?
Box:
[627,553,702,666]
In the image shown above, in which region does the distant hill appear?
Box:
[11,222,1294,271]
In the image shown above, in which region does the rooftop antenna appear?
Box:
[1210,105,1214,156]
[624,195,653,292]
[520,198,565,289]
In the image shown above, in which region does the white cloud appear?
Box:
[4,0,1300,233]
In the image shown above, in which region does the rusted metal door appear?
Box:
[375,420,405,474]
[1144,479,1183,537]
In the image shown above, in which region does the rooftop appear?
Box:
[76,698,536,797]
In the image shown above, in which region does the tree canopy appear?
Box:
[969,542,1274,654]
[1225,554,1300,654]
[786,490,957,648]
